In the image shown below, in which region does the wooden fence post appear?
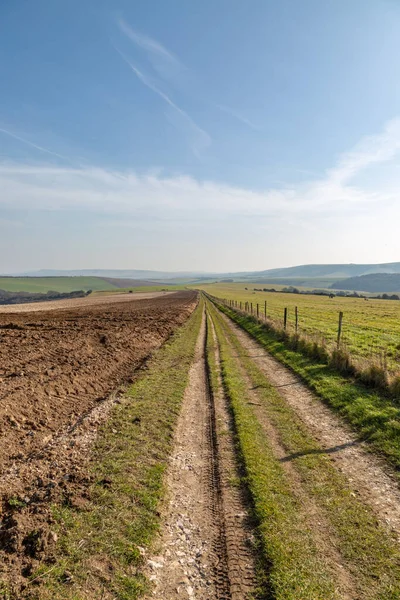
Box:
[284,307,288,330]
[264,300,267,319]
[257,303,259,318]
[251,302,253,315]
[337,312,343,347]
[295,306,298,333]
[240,301,242,310]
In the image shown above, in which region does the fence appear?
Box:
[207,294,399,380]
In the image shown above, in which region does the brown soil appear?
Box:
[146,309,257,599]
[0,290,174,313]
[0,291,197,594]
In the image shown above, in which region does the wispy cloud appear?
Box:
[3,118,400,271]
[329,118,400,184]
[118,18,184,81]
[216,104,259,131]
[1,118,400,222]
[118,19,180,67]
[0,127,70,162]
[114,47,210,155]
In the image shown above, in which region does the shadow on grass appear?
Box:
[280,439,361,463]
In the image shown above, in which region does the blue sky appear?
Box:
[1,0,400,273]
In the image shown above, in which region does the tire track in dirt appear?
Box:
[146,308,258,599]
[206,315,258,599]
[218,309,400,542]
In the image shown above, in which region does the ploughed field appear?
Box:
[0,291,196,474]
[0,290,196,589]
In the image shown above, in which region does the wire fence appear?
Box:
[212,295,400,379]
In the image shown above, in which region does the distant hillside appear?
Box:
[18,269,206,280]
[331,273,400,293]
[0,276,174,294]
[0,276,116,294]
[248,277,339,289]
[250,262,400,280]
[12,262,400,284]
[101,277,173,288]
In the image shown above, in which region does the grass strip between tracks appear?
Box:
[207,302,338,600]
[210,301,400,599]
[35,299,203,600]
[213,301,400,475]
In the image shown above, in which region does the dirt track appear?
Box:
[0,291,197,590]
[146,308,257,599]
[148,299,400,598]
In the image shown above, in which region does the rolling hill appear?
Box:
[247,262,400,279]
[331,273,400,293]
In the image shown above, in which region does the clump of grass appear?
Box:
[389,375,400,402]
[287,333,300,351]
[360,364,389,389]
[310,341,330,362]
[329,347,354,375]
[35,301,204,600]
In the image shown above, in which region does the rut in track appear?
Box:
[218,309,400,541]
[146,309,257,599]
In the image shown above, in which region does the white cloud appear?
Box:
[1,118,400,226]
[329,117,400,184]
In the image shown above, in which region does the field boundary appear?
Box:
[205,293,400,400]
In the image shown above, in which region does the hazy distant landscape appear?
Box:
[3,262,400,297]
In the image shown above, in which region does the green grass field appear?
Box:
[194,283,400,374]
[95,284,186,293]
[0,276,117,293]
